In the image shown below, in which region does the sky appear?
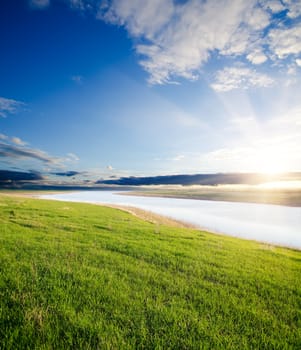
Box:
[1,0,301,184]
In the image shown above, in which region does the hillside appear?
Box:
[0,194,300,349]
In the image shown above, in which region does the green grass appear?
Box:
[0,194,300,349]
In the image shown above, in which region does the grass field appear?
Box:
[0,194,300,349]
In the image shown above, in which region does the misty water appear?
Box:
[41,191,301,249]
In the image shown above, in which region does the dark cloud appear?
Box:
[0,170,44,188]
[96,173,298,186]
[52,171,81,177]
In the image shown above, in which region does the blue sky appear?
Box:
[1,0,301,184]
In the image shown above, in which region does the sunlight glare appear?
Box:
[248,147,289,174]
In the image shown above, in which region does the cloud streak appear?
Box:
[0,97,24,118]
[0,134,28,146]
[0,134,80,171]
[0,142,60,164]
[29,0,50,9]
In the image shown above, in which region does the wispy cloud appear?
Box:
[0,134,8,141]
[0,134,27,146]
[29,0,50,9]
[10,137,27,146]
[0,143,60,164]
[71,75,83,84]
[69,0,94,11]
[0,97,24,118]
[211,67,274,92]
[65,152,80,162]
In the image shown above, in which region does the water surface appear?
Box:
[41,191,301,249]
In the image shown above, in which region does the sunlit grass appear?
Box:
[0,194,300,349]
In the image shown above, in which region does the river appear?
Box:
[40,191,301,249]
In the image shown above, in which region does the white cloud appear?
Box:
[260,0,285,13]
[53,0,301,86]
[65,152,80,162]
[11,137,27,146]
[247,49,268,64]
[30,0,50,9]
[98,0,301,84]
[0,134,28,146]
[0,97,24,118]
[211,67,274,92]
[296,58,301,66]
[26,0,301,86]
[268,23,301,59]
[100,0,272,84]
[246,6,270,30]
[99,0,174,40]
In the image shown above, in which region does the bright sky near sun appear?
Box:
[1,0,301,182]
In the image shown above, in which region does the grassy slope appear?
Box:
[0,195,300,349]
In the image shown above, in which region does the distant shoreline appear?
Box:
[122,187,301,207]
